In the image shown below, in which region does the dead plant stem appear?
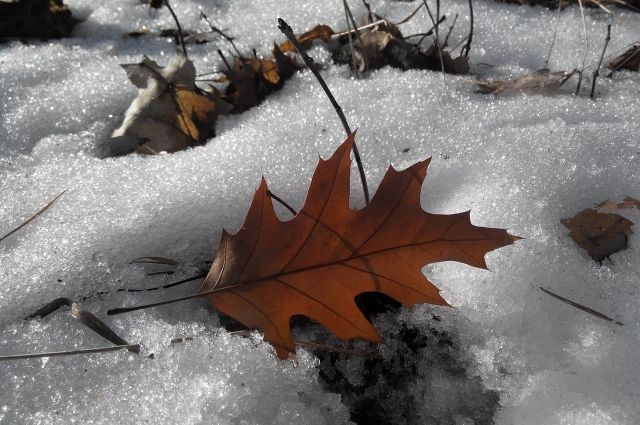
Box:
[277,18,370,203]
[163,0,187,57]
[590,24,611,99]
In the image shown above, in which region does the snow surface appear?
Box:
[1,0,640,424]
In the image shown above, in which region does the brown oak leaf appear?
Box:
[199,133,518,358]
[562,208,633,262]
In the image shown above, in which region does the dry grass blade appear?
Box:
[540,287,623,325]
[27,299,137,352]
[590,24,612,99]
[0,344,140,361]
[26,297,72,319]
[70,303,135,349]
[0,191,65,243]
[130,256,179,266]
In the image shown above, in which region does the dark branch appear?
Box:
[277,18,370,203]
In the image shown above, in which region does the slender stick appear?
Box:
[217,49,232,70]
[422,0,445,77]
[267,190,298,216]
[461,0,473,58]
[545,0,562,69]
[540,287,623,325]
[393,2,424,25]
[0,344,140,361]
[0,191,65,243]
[442,13,459,49]
[277,18,370,203]
[360,0,374,23]
[199,12,242,57]
[590,24,611,99]
[163,0,187,58]
[411,15,446,46]
[108,291,207,315]
[343,0,361,77]
[343,0,368,75]
[574,0,589,95]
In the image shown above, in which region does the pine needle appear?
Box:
[540,286,623,325]
[0,344,140,361]
[0,191,65,243]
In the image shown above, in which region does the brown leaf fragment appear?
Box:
[200,132,518,358]
[608,44,640,73]
[332,21,468,75]
[561,208,633,262]
[474,69,568,96]
[278,24,335,53]
[111,54,232,155]
[596,197,640,212]
[221,46,299,114]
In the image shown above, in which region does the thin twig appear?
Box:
[422,0,445,78]
[217,49,232,70]
[0,344,140,361]
[199,12,242,57]
[163,0,187,58]
[540,287,623,325]
[393,2,424,25]
[343,0,368,76]
[442,13,459,48]
[575,0,589,94]
[343,0,361,77]
[461,0,473,58]
[360,0,374,23]
[0,191,65,243]
[277,18,370,203]
[545,0,562,68]
[411,15,446,46]
[267,190,298,216]
[590,24,611,99]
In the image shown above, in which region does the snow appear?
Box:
[1,0,640,424]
